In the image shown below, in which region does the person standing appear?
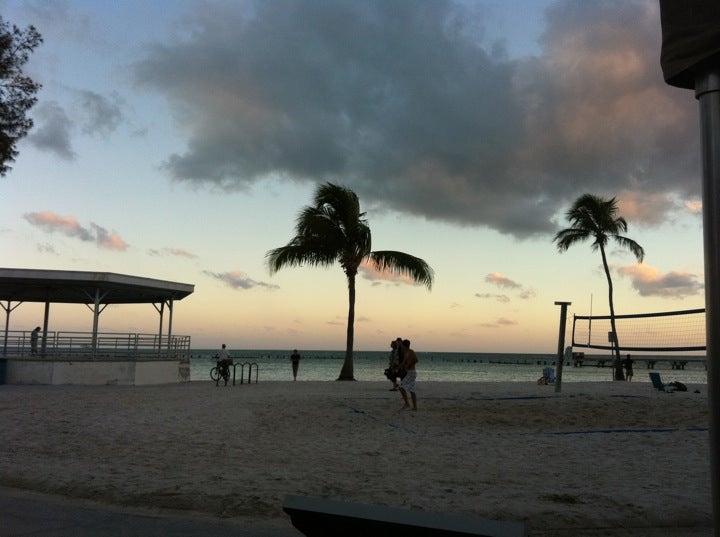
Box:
[623,354,634,381]
[398,339,418,411]
[290,349,301,380]
[30,326,41,355]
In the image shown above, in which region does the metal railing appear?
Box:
[2,330,191,361]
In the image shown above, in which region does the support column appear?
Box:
[154,301,165,355]
[42,302,50,355]
[167,299,174,351]
[554,301,571,393]
[2,301,22,356]
[696,67,720,537]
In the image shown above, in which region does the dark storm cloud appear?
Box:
[132,0,699,237]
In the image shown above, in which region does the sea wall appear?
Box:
[4,359,188,386]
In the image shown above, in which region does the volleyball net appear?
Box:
[571,307,706,352]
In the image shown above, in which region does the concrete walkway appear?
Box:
[0,487,301,537]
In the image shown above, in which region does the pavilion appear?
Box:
[0,268,195,385]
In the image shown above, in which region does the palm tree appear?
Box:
[553,194,644,380]
[266,182,434,380]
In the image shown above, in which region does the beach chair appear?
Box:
[649,371,667,392]
[545,367,556,383]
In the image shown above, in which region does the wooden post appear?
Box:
[554,301,571,393]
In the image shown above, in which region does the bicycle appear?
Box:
[210,360,231,386]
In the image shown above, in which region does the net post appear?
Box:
[696,67,720,537]
[554,301,571,393]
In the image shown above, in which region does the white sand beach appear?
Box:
[0,380,712,536]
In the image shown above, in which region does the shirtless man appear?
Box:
[398,339,418,411]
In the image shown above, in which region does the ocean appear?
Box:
[188,349,709,384]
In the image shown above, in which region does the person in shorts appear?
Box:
[398,339,418,411]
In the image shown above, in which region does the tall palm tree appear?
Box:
[553,194,645,380]
[266,182,434,380]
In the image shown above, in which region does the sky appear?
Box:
[0,0,707,353]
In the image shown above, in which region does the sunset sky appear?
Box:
[0,0,707,353]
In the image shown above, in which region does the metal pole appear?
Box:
[696,66,720,536]
[554,301,571,393]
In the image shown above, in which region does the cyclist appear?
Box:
[216,343,233,383]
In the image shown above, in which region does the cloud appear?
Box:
[28,101,76,159]
[131,0,697,238]
[23,211,129,251]
[203,270,279,290]
[480,317,518,328]
[36,243,57,255]
[358,261,418,286]
[91,223,129,250]
[481,272,536,301]
[616,263,703,298]
[27,90,125,159]
[148,247,198,259]
[685,199,702,215]
[518,289,538,300]
[475,292,510,303]
[78,90,124,136]
[485,272,521,289]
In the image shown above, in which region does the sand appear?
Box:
[0,380,712,536]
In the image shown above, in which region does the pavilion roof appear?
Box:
[0,268,194,304]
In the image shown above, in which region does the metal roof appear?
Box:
[0,268,194,304]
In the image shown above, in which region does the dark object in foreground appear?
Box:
[282,495,527,537]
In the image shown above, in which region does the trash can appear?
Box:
[0,358,7,384]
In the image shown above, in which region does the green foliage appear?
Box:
[0,16,42,176]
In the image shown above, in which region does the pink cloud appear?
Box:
[359,261,417,286]
[616,263,703,298]
[24,211,129,251]
[485,272,521,289]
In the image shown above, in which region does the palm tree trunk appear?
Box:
[338,272,356,380]
[600,245,624,380]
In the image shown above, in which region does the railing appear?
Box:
[231,362,259,385]
[2,330,191,361]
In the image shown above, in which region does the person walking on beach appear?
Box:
[30,326,41,355]
[623,354,634,381]
[398,339,418,411]
[290,349,301,380]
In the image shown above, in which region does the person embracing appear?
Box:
[398,339,418,411]
[385,339,401,390]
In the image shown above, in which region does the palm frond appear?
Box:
[367,251,434,289]
[554,227,592,252]
[266,241,339,274]
[613,235,645,263]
